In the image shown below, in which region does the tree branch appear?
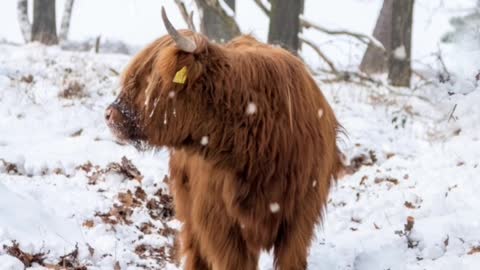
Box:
[300,35,338,73]
[300,16,384,51]
[174,0,196,32]
[253,0,385,52]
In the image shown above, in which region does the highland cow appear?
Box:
[106,8,343,270]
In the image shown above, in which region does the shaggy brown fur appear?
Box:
[106,29,343,269]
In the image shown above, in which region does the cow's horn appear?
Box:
[161,7,197,53]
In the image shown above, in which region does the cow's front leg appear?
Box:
[180,224,211,270]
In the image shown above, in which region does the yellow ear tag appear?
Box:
[173,66,188,84]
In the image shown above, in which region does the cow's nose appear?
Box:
[105,105,123,124]
[105,107,113,121]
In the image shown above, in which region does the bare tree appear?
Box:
[17,0,31,43]
[388,0,414,87]
[268,0,302,52]
[194,0,241,42]
[360,0,393,74]
[59,0,75,42]
[32,0,58,45]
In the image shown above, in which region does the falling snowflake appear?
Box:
[318,109,324,118]
[200,136,209,146]
[269,202,280,213]
[168,91,175,98]
[246,102,257,115]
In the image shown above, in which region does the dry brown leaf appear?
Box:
[134,187,147,201]
[83,220,94,228]
[404,201,418,209]
[468,246,480,255]
[405,216,415,232]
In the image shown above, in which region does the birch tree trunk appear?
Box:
[17,0,32,43]
[59,0,75,42]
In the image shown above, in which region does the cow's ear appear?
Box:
[161,7,197,53]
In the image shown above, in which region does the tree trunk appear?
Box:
[59,0,75,42]
[298,0,305,50]
[195,0,241,43]
[225,0,235,13]
[359,0,393,74]
[17,0,32,43]
[388,0,414,87]
[268,0,302,53]
[32,0,58,45]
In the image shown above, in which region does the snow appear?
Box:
[246,102,257,115]
[269,202,280,213]
[0,254,23,270]
[1,0,480,269]
[318,108,324,118]
[394,45,407,60]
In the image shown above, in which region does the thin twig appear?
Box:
[300,35,338,73]
[448,104,458,122]
[174,0,196,31]
[435,48,451,83]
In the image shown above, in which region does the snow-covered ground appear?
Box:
[1,0,480,269]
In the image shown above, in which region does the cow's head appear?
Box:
[106,7,233,151]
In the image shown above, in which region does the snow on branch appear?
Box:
[300,15,385,52]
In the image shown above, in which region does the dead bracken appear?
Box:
[3,241,46,267]
[59,80,88,99]
[76,156,143,184]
